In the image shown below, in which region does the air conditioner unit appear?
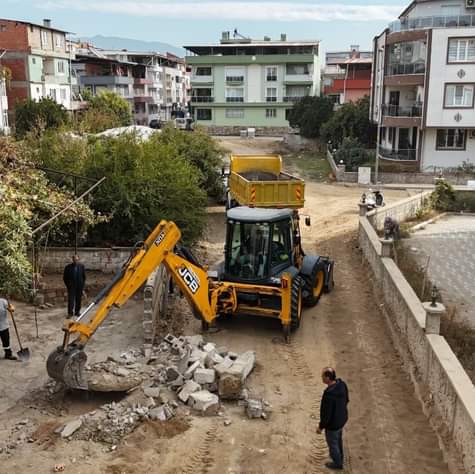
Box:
[467,0,475,8]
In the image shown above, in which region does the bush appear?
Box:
[77,91,132,133]
[334,137,371,171]
[430,180,456,211]
[14,98,69,139]
[321,96,376,148]
[288,96,334,139]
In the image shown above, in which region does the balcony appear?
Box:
[386,63,425,76]
[382,104,422,117]
[226,97,244,103]
[283,96,306,102]
[133,95,154,103]
[134,77,153,85]
[226,76,244,84]
[191,75,214,84]
[191,96,215,103]
[379,147,417,161]
[266,97,277,103]
[284,73,313,84]
[389,14,475,32]
[81,75,133,86]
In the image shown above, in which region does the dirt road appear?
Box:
[0,138,456,473]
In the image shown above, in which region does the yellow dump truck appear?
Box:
[226,154,305,209]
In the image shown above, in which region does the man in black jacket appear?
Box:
[63,255,86,317]
[317,367,349,470]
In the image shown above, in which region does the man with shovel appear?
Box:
[0,297,17,360]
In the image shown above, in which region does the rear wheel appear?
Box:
[303,268,325,307]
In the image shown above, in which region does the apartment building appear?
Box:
[0,18,75,115]
[184,32,320,133]
[323,46,372,104]
[0,67,8,134]
[371,0,475,170]
[75,47,190,125]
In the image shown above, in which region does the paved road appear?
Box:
[406,215,475,328]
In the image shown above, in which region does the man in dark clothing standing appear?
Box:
[63,255,86,317]
[317,367,349,470]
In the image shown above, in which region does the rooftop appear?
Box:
[0,18,72,34]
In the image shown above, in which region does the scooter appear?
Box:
[361,189,385,210]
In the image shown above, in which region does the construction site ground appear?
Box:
[0,137,460,473]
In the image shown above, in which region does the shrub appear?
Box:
[334,137,371,171]
[430,180,456,211]
[288,96,334,139]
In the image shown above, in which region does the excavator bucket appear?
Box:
[46,347,89,390]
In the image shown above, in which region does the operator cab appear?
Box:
[224,207,300,283]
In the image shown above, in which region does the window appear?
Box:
[36,87,41,94]
[226,87,244,102]
[195,67,212,76]
[225,108,244,118]
[57,61,65,74]
[448,38,475,63]
[436,129,466,150]
[32,57,36,65]
[55,35,63,48]
[266,66,277,81]
[0,25,7,32]
[444,84,474,108]
[41,30,48,47]
[197,108,212,120]
[2,110,8,127]
[266,87,277,102]
[225,67,244,82]
[60,88,66,101]
[266,108,277,118]
[285,109,291,121]
[49,89,57,101]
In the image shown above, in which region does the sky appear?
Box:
[2,0,406,53]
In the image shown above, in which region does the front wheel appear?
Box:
[303,268,325,307]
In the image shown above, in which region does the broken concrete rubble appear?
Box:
[188,390,219,415]
[178,380,201,403]
[61,419,82,438]
[218,351,256,399]
[194,368,216,385]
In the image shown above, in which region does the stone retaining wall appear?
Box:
[36,247,134,274]
[359,194,475,473]
[206,125,290,137]
[326,148,474,185]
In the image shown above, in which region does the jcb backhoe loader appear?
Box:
[47,209,333,390]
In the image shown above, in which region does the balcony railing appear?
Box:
[389,14,475,32]
[382,104,422,117]
[386,63,425,76]
[191,96,215,103]
[266,75,277,81]
[266,97,277,102]
[379,147,417,161]
[284,96,306,102]
[226,97,244,102]
[226,76,244,83]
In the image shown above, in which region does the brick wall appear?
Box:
[0,20,29,51]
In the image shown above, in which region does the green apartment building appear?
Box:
[184,33,320,134]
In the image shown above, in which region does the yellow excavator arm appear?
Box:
[46,220,217,389]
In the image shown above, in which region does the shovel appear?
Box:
[8,309,30,362]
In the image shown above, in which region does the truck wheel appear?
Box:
[290,277,303,330]
[303,267,325,307]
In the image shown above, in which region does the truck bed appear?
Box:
[229,155,305,209]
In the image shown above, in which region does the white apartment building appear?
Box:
[0,71,8,134]
[371,0,475,170]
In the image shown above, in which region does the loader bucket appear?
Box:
[46,347,89,390]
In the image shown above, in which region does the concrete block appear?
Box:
[166,366,181,381]
[423,302,445,335]
[203,342,216,353]
[189,348,207,364]
[205,350,225,368]
[188,390,219,415]
[184,360,202,380]
[178,380,201,403]
[61,418,82,438]
[185,335,204,347]
[214,357,234,376]
[164,334,177,345]
[143,387,160,398]
[149,404,174,421]
[246,399,264,419]
[194,368,216,384]
[218,351,256,400]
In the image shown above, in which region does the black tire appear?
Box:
[323,261,335,294]
[290,276,303,330]
[201,319,209,332]
[303,266,325,307]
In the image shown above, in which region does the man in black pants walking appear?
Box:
[63,255,86,317]
[317,367,349,470]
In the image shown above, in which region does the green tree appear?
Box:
[430,180,456,211]
[0,138,100,296]
[334,137,372,171]
[288,96,334,139]
[321,96,376,148]
[14,97,69,139]
[78,91,132,133]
